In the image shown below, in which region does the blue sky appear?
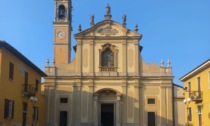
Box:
[0,0,209,85]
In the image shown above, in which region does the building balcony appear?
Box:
[100,66,117,72]
[190,91,203,102]
[22,84,36,97]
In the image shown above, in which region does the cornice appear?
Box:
[180,59,210,81]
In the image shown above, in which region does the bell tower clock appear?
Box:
[54,0,72,65]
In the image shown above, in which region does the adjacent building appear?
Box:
[180,59,210,126]
[173,84,185,126]
[44,0,185,126]
[0,41,47,126]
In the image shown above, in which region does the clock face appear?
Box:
[57,31,65,39]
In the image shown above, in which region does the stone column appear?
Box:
[116,95,121,126]
[94,94,99,126]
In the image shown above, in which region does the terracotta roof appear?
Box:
[0,40,46,77]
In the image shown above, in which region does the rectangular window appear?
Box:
[60,98,68,103]
[35,79,39,91]
[188,82,191,97]
[197,77,201,91]
[188,107,192,121]
[197,77,201,98]
[24,72,28,91]
[209,71,210,89]
[148,98,155,104]
[4,99,14,119]
[197,105,202,114]
[9,62,14,80]
[33,106,38,121]
[22,102,27,126]
[23,102,27,112]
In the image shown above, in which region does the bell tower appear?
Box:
[53,0,72,65]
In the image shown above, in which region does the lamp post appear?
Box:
[183,98,191,126]
[30,96,38,126]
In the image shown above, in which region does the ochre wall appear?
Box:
[0,47,46,126]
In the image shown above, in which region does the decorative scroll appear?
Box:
[98,26,118,36]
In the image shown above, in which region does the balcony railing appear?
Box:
[189,91,203,101]
[100,66,117,72]
[22,84,36,97]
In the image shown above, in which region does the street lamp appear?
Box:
[30,96,38,102]
[30,96,38,126]
[183,98,191,126]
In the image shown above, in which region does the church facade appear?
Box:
[44,0,185,126]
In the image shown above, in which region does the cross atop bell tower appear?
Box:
[53,0,72,65]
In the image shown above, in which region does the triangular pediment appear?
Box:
[74,20,142,39]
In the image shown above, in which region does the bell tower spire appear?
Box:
[53,0,72,65]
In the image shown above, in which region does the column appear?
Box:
[116,95,121,126]
[94,94,99,126]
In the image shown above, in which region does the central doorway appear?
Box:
[101,103,114,126]
[148,112,156,126]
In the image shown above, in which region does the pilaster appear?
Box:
[161,86,166,125]
[89,41,94,73]
[76,40,82,74]
[94,94,99,126]
[116,95,121,126]
[122,41,127,75]
[88,81,94,124]
[134,80,140,123]
[121,80,127,125]
[134,40,139,75]
[139,83,144,126]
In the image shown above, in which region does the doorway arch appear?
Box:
[94,88,121,126]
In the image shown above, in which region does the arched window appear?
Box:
[102,48,114,67]
[99,44,118,71]
[58,5,65,19]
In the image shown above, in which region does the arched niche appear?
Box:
[58,5,66,19]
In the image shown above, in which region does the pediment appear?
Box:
[74,20,142,39]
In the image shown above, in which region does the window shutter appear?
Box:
[37,107,39,120]
[8,100,13,119]
[4,99,9,119]
[9,62,14,80]
[12,101,14,119]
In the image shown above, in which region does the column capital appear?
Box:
[117,95,121,101]
[94,94,99,100]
